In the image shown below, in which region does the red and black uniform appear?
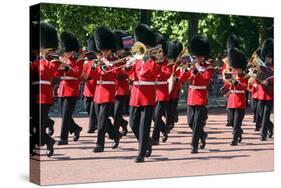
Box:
[57,56,84,142]
[152,59,172,143]
[255,67,274,139]
[167,64,182,129]
[222,58,232,127]
[89,56,123,150]
[82,60,98,132]
[180,62,214,150]
[30,57,60,152]
[125,58,160,157]
[113,61,130,135]
[248,79,259,125]
[223,73,248,143]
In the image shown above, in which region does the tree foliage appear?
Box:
[39,3,273,58]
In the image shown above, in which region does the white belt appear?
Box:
[230,90,245,94]
[189,85,207,90]
[97,80,115,85]
[156,81,168,85]
[133,81,156,86]
[60,76,78,81]
[31,80,51,85]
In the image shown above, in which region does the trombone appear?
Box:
[100,42,163,73]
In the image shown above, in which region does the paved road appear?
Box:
[30,108,274,185]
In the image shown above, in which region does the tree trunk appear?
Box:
[140,9,151,25]
[187,13,200,43]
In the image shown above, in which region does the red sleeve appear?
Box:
[66,60,84,78]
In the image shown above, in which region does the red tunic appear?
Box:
[256,77,274,101]
[125,58,160,107]
[180,63,214,106]
[155,59,172,102]
[115,62,130,96]
[169,64,182,99]
[30,59,60,104]
[57,57,84,97]
[90,56,122,104]
[224,73,248,109]
[82,60,96,98]
[248,79,259,99]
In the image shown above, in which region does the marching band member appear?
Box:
[256,38,274,141]
[222,34,240,127]
[180,35,215,153]
[81,37,99,133]
[57,31,84,145]
[113,30,131,136]
[124,24,160,162]
[248,51,260,128]
[90,27,123,153]
[223,48,248,146]
[151,32,173,145]
[30,22,60,157]
[167,41,183,130]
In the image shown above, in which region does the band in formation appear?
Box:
[30,22,274,163]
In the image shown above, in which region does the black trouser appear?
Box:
[130,106,153,157]
[228,108,245,141]
[59,97,81,141]
[114,95,129,129]
[187,105,208,148]
[257,100,273,137]
[84,97,97,130]
[250,97,258,123]
[31,104,55,148]
[167,98,179,126]
[152,101,169,141]
[95,102,119,148]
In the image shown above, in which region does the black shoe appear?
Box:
[225,122,231,127]
[174,116,179,123]
[151,139,159,146]
[162,131,168,143]
[134,155,145,163]
[46,140,56,157]
[145,140,152,158]
[255,127,260,132]
[200,133,208,149]
[230,140,238,146]
[73,127,83,142]
[87,128,96,134]
[47,120,55,136]
[57,140,68,145]
[93,146,104,153]
[191,147,198,154]
[112,133,122,149]
[261,136,267,141]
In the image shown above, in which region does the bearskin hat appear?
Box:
[175,41,183,58]
[134,24,156,47]
[226,33,239,51]
[114,30,130,50]
[165,41,178,60]
[190,35,210,57]
[87,36,98,52]
[94,27,117,52]
[261,38,273,59]
[39,22,58,50]
[228,48,247,70]
[154,32,168,56]
[60,31,80,52]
